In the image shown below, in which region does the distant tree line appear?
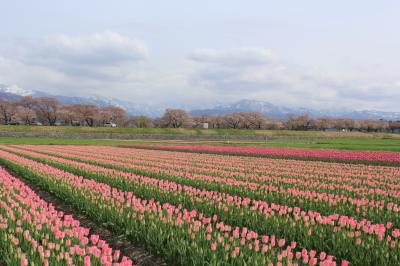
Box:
[0,97,399,132]
[0,96,126,126]
[160,110,400,133]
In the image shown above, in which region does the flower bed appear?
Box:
[128,144,400,164]
[0,145,399,265]
[0,166,133,266]
[0,149,337,266]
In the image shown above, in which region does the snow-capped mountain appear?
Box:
[0,84,33,100]
[0,84,163,117]
[191,99,294,119]
[1,85,399,120]
[191,99,400,120]
[0,84,33,96]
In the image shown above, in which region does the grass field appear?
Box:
[1,124,399,138]
[1,125,400,151]
[0,136,400,151]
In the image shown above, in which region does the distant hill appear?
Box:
[0,84,163,117]
[191,99,400,120]
[1,85,399,120]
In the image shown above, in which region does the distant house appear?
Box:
[325,128,337,132]
[104,122,117,128]
[30,118,42,126]
[202,122,209,129]
[6,121,20,125]
[393,126,400,133]
[389,120,400,133]
[71,121,81,126]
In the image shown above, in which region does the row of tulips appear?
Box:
[2,145,399,265]
[24,145,400,184]
[124,144,400,164]
[19,145,400,202]
[0,166,133,266]
[12,145,400,226]
[31,145,400,202]
[0,148,339,266]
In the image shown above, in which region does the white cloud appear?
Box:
[187,47,400,111]
[26,32,148,66]
[1,38,400,112]
[188,48,276,67]
[7,32,149,81]
[0,32,155,96]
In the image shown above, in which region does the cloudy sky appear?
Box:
[0,1,399,111]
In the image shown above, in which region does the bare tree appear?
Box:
[334,119,346,131]
[358,119,386,132]
[73,104,99,126]
[58,105,78,125]
[343,119,356,131]
[237,113,252,129]
[223,113,242,129]
[388,121,400,133]
[264,118,283,130]
[246,112,265,129]
[99,106,126,126]
[208,116,225,128]
[285,114,312,130]
[2,94,398,134]
[16,106,36,125]
[34,97,60,125]
[161,109,189,128]
[18,96,36,109]
[16,96,38,125]
[312,118,332,131]
[191,115,211,128]
[0,98,18,124]
[285,115,298,130]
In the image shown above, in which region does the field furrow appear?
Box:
[0,166,134,266]
[1,145,400,265]
[1,144,400,265]
[0,148,337,266]
[13,145,400,225]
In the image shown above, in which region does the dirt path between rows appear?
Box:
[10,172,167,266]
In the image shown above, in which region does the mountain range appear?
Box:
[191,99,400,120]
[0,84,164,117]
[1,84,399,120]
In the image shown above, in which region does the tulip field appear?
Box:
[0,144,399,265]
[126,144,400,165]
[0,165,133,266]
